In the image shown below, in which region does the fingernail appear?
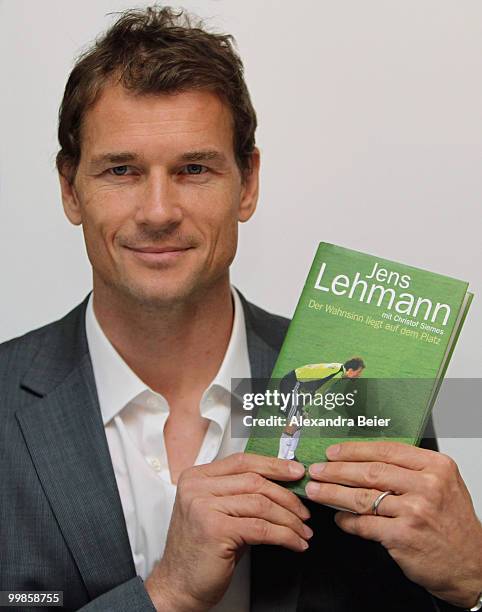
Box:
[305,482,319,498]
[289,461,305,477]
[309,463,326,477]
[300,504,311,520]
[303,524,313,539]
[326,444,340,458]
[300,539,309,550]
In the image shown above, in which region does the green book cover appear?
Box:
[244,242,473,497]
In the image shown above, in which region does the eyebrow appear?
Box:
[88,152,139,171]
[179,150,227,164]
[88,149,228,170]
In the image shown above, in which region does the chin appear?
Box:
[119,276,205,309]
[96,258,227,308]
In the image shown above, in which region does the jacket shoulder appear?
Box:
[0,299,89,381]
[0,322,49,373]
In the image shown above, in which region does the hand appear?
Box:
[145,452,311,611]
[305,441,482,609]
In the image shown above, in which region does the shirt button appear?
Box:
[148,457,161,472]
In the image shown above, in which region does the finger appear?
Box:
[200,452,305,482]
[213,494,313,541]
[334,511,397,543]
[229,516,309,552]
[308,460,422,495]
[305,482,401,517]
[207,472,310,520]
[325,441,435,470]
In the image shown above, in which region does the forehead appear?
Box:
[80,84,235,160]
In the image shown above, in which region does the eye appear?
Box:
[109,165,134,176]
[180,164,208,175]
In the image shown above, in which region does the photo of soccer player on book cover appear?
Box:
[277,358,365,460]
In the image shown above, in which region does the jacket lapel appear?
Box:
[16,295,136,599]
[239,291,302,612]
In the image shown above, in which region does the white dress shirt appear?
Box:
[85,288,251,611]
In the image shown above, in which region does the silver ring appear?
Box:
[371,490,393,516]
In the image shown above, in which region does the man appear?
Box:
[1,6,481,612]
[277,358,365,460]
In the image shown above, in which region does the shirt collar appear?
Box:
[85,287,251,426]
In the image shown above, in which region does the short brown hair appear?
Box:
[344,357,366,371]
[56,6,257,183]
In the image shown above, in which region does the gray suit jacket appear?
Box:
[0,292,457,611]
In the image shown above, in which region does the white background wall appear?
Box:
[1,1,480,514]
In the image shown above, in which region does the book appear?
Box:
[243,242,473,497]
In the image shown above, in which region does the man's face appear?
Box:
[60,84,259,307]
[345,367,364,379]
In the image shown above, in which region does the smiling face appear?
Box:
[59,84,259,308]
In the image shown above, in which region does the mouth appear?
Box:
[124,244,193,265]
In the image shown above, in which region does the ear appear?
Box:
[59,170,82,226]
[238,147,260,223]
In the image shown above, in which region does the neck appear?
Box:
[91,276,235,402]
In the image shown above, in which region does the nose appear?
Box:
[134,169,183,229]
